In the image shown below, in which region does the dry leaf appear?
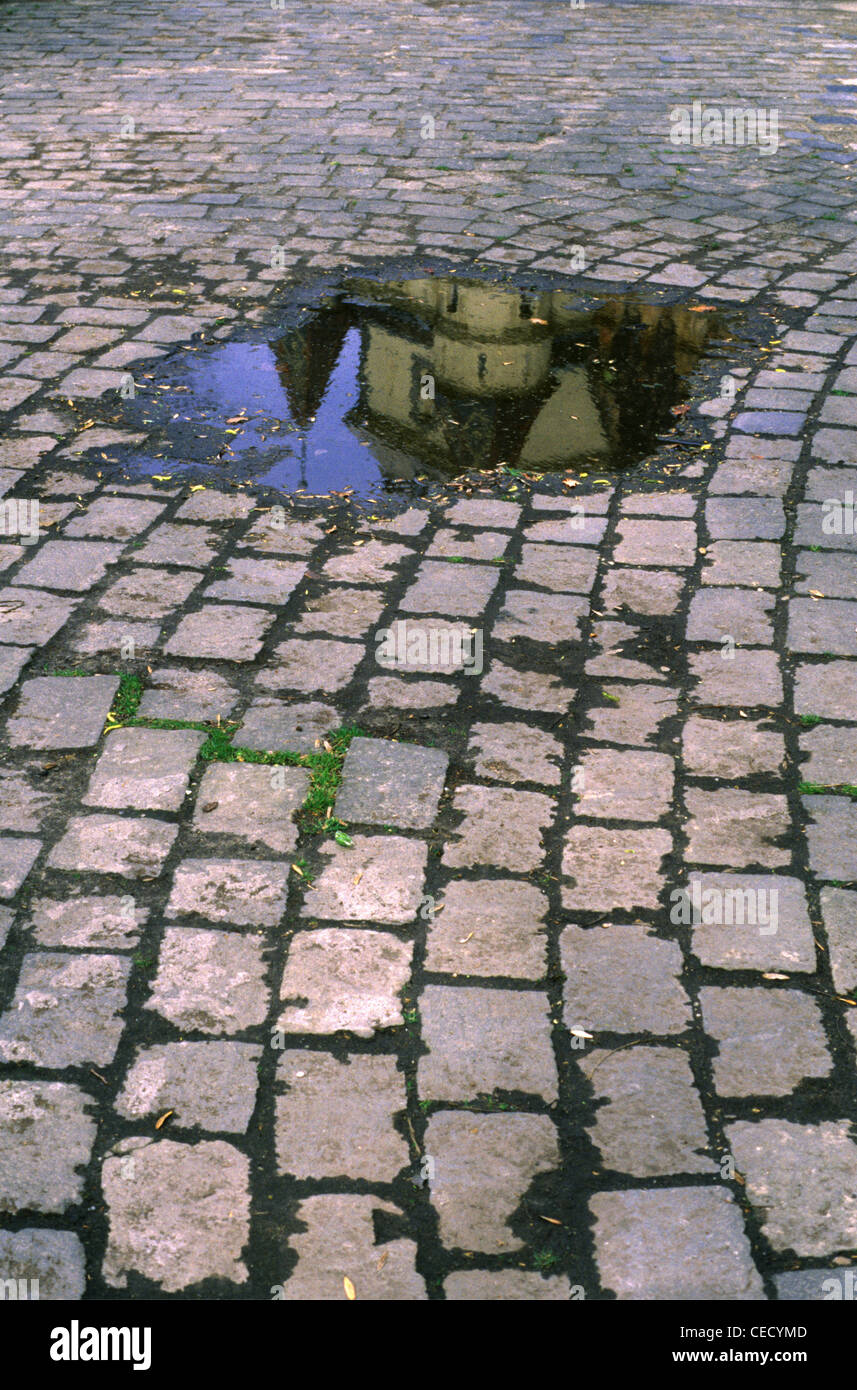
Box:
[343,1276,356,1301]
[539,1216,562,1226]
[688,304,716,312]
[155,1110,173,1130]
[763,972,788,981]
[376,1252,389,1272]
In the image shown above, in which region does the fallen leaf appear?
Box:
[763,972,788,981]
[155,1110,173,1130]
[539,1216,562,1226]
[343,1276,356,1301]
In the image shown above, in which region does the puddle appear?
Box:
[117,275,727,501]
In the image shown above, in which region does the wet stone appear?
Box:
[708,461,793,497]
[301,834,426,925]
[683,716,785,778]
[515,543,598,593]
[165,604,275,662]
[192,764,308,854]
[99,567,202,618]
[0,953,130,1068]
[48,813,177,880]
[293,587,385,638]
[600,567,685,616]
[445,498,521,529]
[726,1120,857,1258]
[803,795,857,881]
[335,736,448,830]
[613,519,696,568]
[116,1041,262,1133]
[561,827,672,912]
[83,727,204,812]
[256,638,362,691]
[238,515,324,555]
[134,523,221,568]
[63,495,165,539]
[426,528,509,562]
[0,1081,96,1214]
[481,661,573,713]
[794,550,857,599]
[684,789,790,868]
[102,1138,250,1292]
[237,698,338,753]
[0,1229,85,1300]
[443,785,554,872]
[733,410,805,436]
[788,598,857,657]
[425,1111,559,1254]
[274,1052,408,1180]
[145,927,269,1034]
[5,674,118,749]
[689,649,782,707]
[322,539,410,584]
[425,878,548,979]
[794,661,857,720]
[573,748,673,822]
[136,667,238,721]
[687,873,816,973]
[820,887,857,993]
[584,1046,714,1177]
[799,726,857,785]
[166,857,290,927]
[276,928,413,1038]
[582,684,677,747]
[0,767,54,833]
[202,557,305,606]
[590,1188,764,1300]
[706,497,785,540]
[29,894,146,950]
[526,514,607,546]
[467,721,562,786]
[585,621,667,683]
[175,491,254,523]
[0,588,77,645]
[494,589,587,644]
[281,1195,425,1301]
[0,836,41,899]
[13,540,124,591]
[686,587,775,645]
[419,985,557,1101]
[699,987,831,1097]
[399,561,498,617]
[0,644,34,695]
[620,492,696,518]
[560,923,690,1035]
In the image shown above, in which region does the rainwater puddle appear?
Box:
[119,275,727,501]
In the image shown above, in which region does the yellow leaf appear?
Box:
[151,474,173,482]
[155,1110,173,1130]
[189,484,206,492]
[343,1276,356,1301]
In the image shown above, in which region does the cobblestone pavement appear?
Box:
[3,0,857,1301]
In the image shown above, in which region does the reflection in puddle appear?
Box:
[124,276,726,498]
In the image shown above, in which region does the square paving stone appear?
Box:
[573,748,673,822]
[805,464,857,502]
[0,1229,85,1300]
[585,621,667,683]
[193,763,308,855]
[256,638,362,691]
[6,674,118,749]
[702,541,782,588]
[425,879,548,979]
[481,660,574,713]
[238,515,325,556]
[584,1047,714,1177]
[803,794,857,880]
[795,503,857,552]
[301,834,427,924]
[443,785,554,872]
[685,788,790,868]
[613,519,697,567]
[560,923,690,1034]
[561,826,672,912]
[63,496,166,539]
[699,987,831,1097]
[29,894,146,950]
[237,698,338,753]
[0,588,77,645]
[794,660,857,720]
[443,1271,572,1300]
[0,767,54,832]
[582,684,677,747]
[166,857,290,927]
[813,428,857,465]
[174,491,254,522]
[0,953,130,1068]
[683,716,785,778]
[514,543,598,593]
[686,873,816,972]
[322,539,410,584]
[444,498,521,529]
[620,492,696,518]
[83,727,204,812]
[708,461,793,496]
[788,598,857,656]
[706,497,785,540]
[293,587,386,638]
[281,1195,425,1300]
[726,1119,857,1258]
[335,736,447,830]
[775,1269,857,1301]
[600,567,685,616]
[71,618,160,658]
[366,677,458,709]
[145,927,269,1034]
[419,985,557,1101]
[374,617,482,675]
[102,1138,250,1291]
[820,887,857,993]
[799,725,857,785]
[526,514,607,546]
[424,1112,559,1254]
[689,648,783,707]
[276,928,413,1038]
[165,604,275,661]
[0,1081,96,1214]
[467,722,562,786]
[494,589,587,644]
[134,523,221,568]
[590,1188,764,1300]
[399,561,499,617]
[426,528,509,562]
[0,643,34,694]
[202,557,306,606]
[794,549,857,599]
[47,814,178,880]
[12,540,124,591]
[0,836,41,899]
[116,1041,262,1132]
[274,1053,408,1180]
[99,568,202,619]
[686,588,774,645]
[136,667,239,721]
